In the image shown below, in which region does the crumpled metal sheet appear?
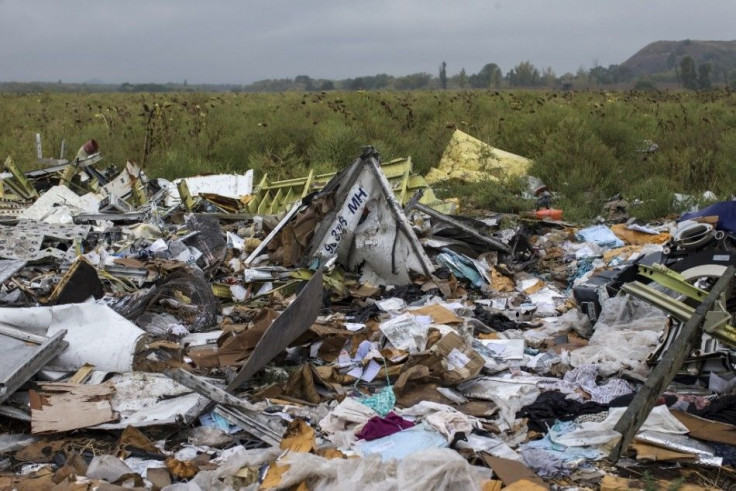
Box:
[635,430,723,467]
[0,329,68,405]
[228,268,323,390]
[184,214,227,273]
[0,219,90,261]
[0,259,27,284]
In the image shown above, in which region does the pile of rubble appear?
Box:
[2,136,736,490]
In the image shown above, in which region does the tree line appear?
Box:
[240,61,637,92]
[2,58,734,94]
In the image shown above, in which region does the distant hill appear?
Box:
[621,40,736,81]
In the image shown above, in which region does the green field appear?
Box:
[2,89,736,221]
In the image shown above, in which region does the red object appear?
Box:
[535,208,563,220]
[82,139,99,155]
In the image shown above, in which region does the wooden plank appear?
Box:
[609,265,736,461]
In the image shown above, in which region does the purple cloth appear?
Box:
[355,411,415,441]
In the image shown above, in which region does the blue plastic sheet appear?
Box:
[680,201,736,233]
[354,423,448,461]
[575,225,624,249]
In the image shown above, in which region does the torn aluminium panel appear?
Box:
[173,170,254,200]
[228,268,324,390]
[305,148,434,285]
[425,129,532,184]
[406,196,510,254]
[0,219,91,262]
[0,326,68,405]
[98,161,147,206]
[248,158,455,215]
[46,257,104,305]
[0,259,26,284]
[19,186,100,224]
[169,368,283,446]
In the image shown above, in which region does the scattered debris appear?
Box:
[1,134,735,489]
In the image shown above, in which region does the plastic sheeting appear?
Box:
[175,446,280,490]
[275,448,492,491]
[550,405,689,449]
[458,376,541,429]
[174,171,254,199]
[569,295,666,376]
[354,423,448,461]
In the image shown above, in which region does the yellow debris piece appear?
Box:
[248,157,457,215]
[425,129,532,184]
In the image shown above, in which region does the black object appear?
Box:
[517,391,608,433]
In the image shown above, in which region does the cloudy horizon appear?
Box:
[1,0,734,85]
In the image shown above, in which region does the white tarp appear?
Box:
[0,303,146,372]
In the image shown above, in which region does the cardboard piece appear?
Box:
[283,364,321,404]
[482,480,503,491]
[428,331,485,384]
[480,454,549,490]
[261,463,291,489]
[410,304,462,324]
[188,308,279,368]
[146,467,172,488]
[30,383,116,433]
[631,441,696,462]
[490,267,515,293]
[671,410,736,446]
[165,457,199,479]
[600,475,716,491]
[503,479,549,491]
[119,426,164,456]
[280,418,316,453]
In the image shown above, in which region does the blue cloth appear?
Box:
[680,201,736,233]
[357,386,396,417]
[518,421,604,478]
[575,225,624,249]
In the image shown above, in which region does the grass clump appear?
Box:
[438,176,529,215]
[2,89,736,223]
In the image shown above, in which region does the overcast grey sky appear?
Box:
[1,0,734,84]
